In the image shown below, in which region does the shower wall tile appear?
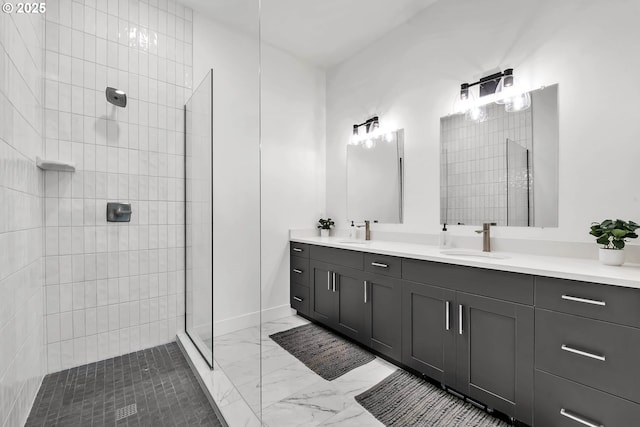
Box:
[0,5,46,427]
[44,0,193,372]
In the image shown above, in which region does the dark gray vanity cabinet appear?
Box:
[309,261,336,324]
[401,259,534,425]
[402,281,456,385]
[289,242,310,316]
[533,276,640,426]
[456,292,534,424]
[304,247,402,359]
[364,273,402,360]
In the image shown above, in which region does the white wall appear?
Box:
[193,15,325,330]
[260,44,326,316]
[43,0,192,372]
[326,0,640,247]
[193,15,261,331]
[0,7,45,427]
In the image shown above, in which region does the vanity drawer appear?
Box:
[290,242,310,258]
[535,309,640,403]
[536,276,640,327]
[309,245,363,270]
[402,259,533,305]
[364,253,401,278]
[535,370,640,427]
[290,256,309,287]
[290,283,309,316]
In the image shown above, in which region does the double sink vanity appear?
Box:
[289,236,640,427]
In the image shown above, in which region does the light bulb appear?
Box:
[466,105,487,122]
[505,92,531,112]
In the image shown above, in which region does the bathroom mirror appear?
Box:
[440,85,559,227]
[347,129,404,223]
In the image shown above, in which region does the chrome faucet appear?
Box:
[475,223,495,252]
[356,220,371,240]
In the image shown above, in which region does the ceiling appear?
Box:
[181,0,439,68]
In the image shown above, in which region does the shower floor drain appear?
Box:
[115,403,137,421]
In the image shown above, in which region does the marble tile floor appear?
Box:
[211,315,395,426]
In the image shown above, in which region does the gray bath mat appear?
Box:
[356,370,509,427]
[269,323,375,380]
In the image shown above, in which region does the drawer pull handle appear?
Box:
[293,248,303,252]
[327,271,331,291]
[292,269,303,274]
[459,304,463,335]
[332,272,337,292]
[371,262,389,268]
[561,345,606,362]
[445,301,450,331]
[562,295,606,306]
[364,280,368,303]
[293,296,303,302]
[560,408,604,427]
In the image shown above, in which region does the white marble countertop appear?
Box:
[290,236,640,290]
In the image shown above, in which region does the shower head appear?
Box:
[106,87,127,108]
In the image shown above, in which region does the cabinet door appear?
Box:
[309,261,336,325]
[402,281,456,385]
[366,274,403,361]
[333,265,368,343]
[456,292,533,425]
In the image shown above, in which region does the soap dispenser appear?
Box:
[348,221,356,239]
[439,223,451,248]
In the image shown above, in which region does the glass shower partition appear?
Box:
[185,70,214,367]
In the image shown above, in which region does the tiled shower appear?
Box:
[42,0,192,372]
[1,0,195,424]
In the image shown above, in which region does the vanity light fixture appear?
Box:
[350,116,389,146]
[456,68,531,119]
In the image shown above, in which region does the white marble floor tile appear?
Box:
[318,403,384,427]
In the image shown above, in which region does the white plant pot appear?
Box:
[599,248,625,266]
[320,229,330,238]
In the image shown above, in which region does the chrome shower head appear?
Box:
[106,87,127,108]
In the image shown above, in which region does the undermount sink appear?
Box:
[338,240,371,245]
[440,249,510,260]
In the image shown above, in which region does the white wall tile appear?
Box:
[42,0,191,375]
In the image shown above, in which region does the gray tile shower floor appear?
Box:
[25,342,224,427]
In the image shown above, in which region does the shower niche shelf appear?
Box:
[36,157,76,172]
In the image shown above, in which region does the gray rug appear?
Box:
[356,370,510,427]
[269,323,375,380]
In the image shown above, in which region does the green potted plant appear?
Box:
[589,219,639,266]
[317,218,335,237]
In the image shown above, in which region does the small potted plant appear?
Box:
[589,219,639,266]
[317,218,335,238]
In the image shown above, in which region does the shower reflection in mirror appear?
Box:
[440,84,559,227]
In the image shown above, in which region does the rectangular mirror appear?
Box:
[440,84,558,227]
[347,129,404,223]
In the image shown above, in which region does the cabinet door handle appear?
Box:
[458,304,463,335]
[445,301,450,331]
[293,247,303,252]
[327,271,331,291]
[560,408,604,427]
[561,345,606,362]
[364,280,368,303]
[292,269,303,274]
[293,296,303,302]
[332,272,337,292]
[561,294,606,306]
[370,262,388,268]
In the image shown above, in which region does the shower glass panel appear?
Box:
[506,138,532,226]
[185,71,214,367]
